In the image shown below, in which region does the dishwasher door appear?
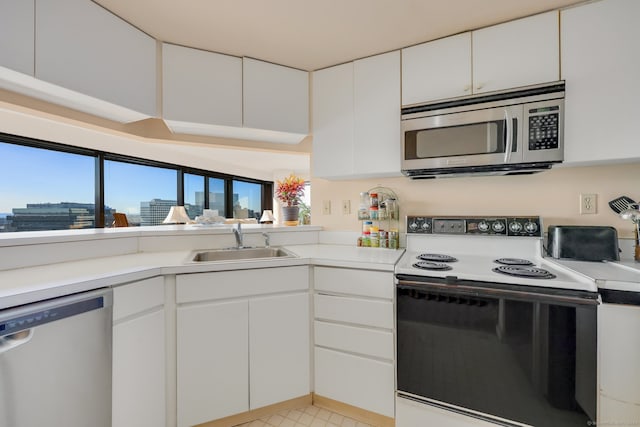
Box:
[0,288,113,427]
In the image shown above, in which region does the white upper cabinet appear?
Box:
[312,62,355,178]
[0,0,34,75]
[473,11,559,94]
[162,43,242,127]
[353,51,401,177]
[243,57,309,135]
[402,12,559,105]
[312,51,401,179]
[561,0,640,164]
[402,33,471,105]
[35,0,156,117]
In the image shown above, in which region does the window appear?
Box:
[184,173,205,219]
[208,177,225,217]
[0,132,273,232]
[0,141,95,232]
[104,160,178,226]
[232,180,262,219]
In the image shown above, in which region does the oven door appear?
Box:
[396,276,597,427]
[401,105,523,172]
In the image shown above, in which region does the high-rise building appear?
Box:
[139,199,177,226]
[5,202,114,232]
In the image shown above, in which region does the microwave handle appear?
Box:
[504,109,513,163]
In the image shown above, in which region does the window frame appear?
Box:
[0,132,273,230]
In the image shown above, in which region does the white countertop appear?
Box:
[547,258,640,293]
[0,244,404,309]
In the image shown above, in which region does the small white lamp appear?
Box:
[259,209,275,224]
[163,206,191,224]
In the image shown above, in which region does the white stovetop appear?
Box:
[396,234,598,292]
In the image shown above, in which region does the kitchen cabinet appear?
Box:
[176,266,309,426]
[401,11,559,105]
[312,266,395,418]
[243,57,309,135]
[598,302,640,425]
[312,51,401,179]
[0,0,34,75]
[472,11,559,94]
[561,0,640,164]
[402,33,472,105]
[35,0,156,117]
[162,43,242,127]
[112,277,166,427]
[177,299,249,427]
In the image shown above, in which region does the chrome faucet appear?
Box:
[262,232,270,248]
[232,223,244,249]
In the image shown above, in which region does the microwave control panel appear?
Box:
[528,106,560,151]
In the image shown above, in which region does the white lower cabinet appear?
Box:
[177,300,249,427]
[112,277,166,427]
[312,266,395,418]
[598,302,640,425]
[176,266,310,426]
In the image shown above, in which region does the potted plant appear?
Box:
[276,173,305,226]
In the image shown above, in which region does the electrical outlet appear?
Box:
[322,200,332,215]
[342,200,351,215]
[580,193,597,214]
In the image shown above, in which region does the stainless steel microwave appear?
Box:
[401,82,565,178]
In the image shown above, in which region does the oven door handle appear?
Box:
[397,279,599,306]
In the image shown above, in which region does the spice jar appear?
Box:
[358,192,370,220]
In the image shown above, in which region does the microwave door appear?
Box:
[402,106,523,170]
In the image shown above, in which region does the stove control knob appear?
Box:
[421,222,431,231]
[524,221,538,234]
[478,221,490,232]
[492,221,506,232]
[509,221,523,233]
[409,221,418,231]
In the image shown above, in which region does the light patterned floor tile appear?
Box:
[315,408,332,421]
[233,404,374,427]
[298,412,315,426]
[280,418,297,427]
[328,413,344,425]
[304,406,320,416]
[288,409,304,421]
[341,417,357,427]
[268,414,285,426]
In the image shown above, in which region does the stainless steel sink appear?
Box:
[191,247,296,262]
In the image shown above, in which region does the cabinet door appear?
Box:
[401,33,472,105]
[113,309,166,427]
[354,51,401,177]
[177,300,249,427]
[315,347,394,417]
[0,0,34,75]
[35,0,156,116]
[562,0,640,164]
[162,43,242,127]
[249,293,310,409]
[312,62,355,178]
[243,57,309,135]
[473,11,559,94]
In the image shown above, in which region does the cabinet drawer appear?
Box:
[314,267,393,299]
[315,347,394,417]
[315,320,393,360]
[176,266,309,303]
[113,276,164,322]
[314,294,393,329]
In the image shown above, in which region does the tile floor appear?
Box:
[234,404,374,427]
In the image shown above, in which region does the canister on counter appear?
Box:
[379,230,388,248]
[389,229,399,249]
[370,225,379,248]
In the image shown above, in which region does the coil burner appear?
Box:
[492,265,556,279]
[413,261,454,271]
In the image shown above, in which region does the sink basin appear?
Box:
[191,247,296,262]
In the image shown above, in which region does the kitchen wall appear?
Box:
[310,162,640,238]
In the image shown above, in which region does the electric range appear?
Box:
[395,215,597,292]
[395,215,599,427]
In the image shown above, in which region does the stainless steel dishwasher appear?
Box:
[0,288,113,427]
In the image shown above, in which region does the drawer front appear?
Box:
[315,347,394,418]
[113,276,164,321]
[176,266,309,303]
[314,294,393,329]
[315,320,393,360]
[314,267,393,299]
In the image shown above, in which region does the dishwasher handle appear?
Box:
[0,329,34,354]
